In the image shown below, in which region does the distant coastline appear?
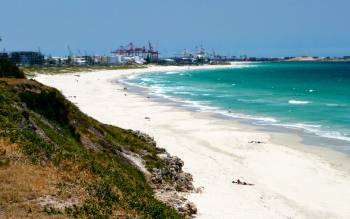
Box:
[283,56,350,62]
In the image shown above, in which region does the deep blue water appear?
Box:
[127,62,350,144]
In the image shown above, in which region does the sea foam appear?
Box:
[271,123,350,142]
[288,100,310,105]
[165,71,180,75]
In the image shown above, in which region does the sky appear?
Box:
[0,0,350,57]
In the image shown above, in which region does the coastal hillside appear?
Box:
[0,59,195,218]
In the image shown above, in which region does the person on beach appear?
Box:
[232,179,254,186]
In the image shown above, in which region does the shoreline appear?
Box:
[35,65,350,218]
[118,70,350,174]
[119,73,350,159]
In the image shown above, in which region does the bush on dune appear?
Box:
[0,58,26,79]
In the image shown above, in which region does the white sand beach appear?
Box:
[36,65,350,219]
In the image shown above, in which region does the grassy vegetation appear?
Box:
[0,59,181,218]
[21,65,146,76]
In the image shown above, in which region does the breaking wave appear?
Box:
[288,100,310,105]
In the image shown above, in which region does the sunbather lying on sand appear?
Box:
[232,179,254,186]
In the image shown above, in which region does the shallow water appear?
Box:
[127,62,350,149]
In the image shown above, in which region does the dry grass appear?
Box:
[0,139,92,218]
[0,78,36,86]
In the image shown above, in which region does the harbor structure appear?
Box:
[112,42,159,62]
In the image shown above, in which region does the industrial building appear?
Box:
[6,51,45,65]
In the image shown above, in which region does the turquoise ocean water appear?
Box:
[126,62,350,149]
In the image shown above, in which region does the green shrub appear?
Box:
[0,58,25,78]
